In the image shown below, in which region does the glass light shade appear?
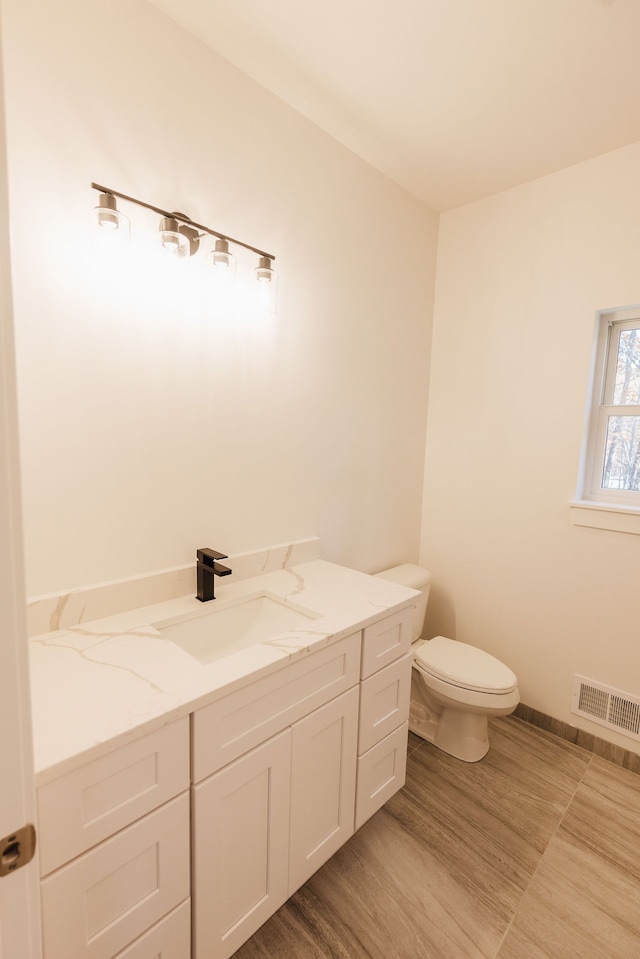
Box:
[208,239,236,278]
[159,216,190,258]
[93,193,129,233]
[254,256,278,318]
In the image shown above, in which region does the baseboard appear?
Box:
[514,702,640,777]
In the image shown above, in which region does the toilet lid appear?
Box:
[414,636,518,694]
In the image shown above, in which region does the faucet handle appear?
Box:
[197,547,228,567]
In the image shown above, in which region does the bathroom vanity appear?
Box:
[29,558,416,959]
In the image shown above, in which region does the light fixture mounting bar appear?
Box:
[91,182,275,261]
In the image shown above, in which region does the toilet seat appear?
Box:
[414,636,518,694]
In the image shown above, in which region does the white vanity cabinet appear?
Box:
[36,599,414,959]
[37,716,191,959]
[191,632,361,959]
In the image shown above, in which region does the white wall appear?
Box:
[421,141,640,748]
[12,0,635,751]
[1,0,437,597]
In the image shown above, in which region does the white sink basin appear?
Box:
[153,592,320,665]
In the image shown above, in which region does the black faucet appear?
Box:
[196,548,232,602]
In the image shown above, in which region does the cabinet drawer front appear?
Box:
[38,716,190,876]
[358,653,411,755]
[41,792,190,959]
[192,729,291,959]
[289,686,358,895]
[192,632,360,781]
[355,722,408,830]
[361,608,412,678]
[114,900,190,959]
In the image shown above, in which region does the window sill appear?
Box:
[569,500,640,535]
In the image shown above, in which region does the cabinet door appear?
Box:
[192,728,292,959]
[288,685,359,895]
[356,722,409,830]
[38,716,190,876]
[113,900,190,959]
[358,652,412,754]
[40,792,190,959]
[361,608,412,678]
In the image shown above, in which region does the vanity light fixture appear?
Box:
[91,182,276,312]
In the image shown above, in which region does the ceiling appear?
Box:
[147,0,640,211]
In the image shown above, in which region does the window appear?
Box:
[577,307,640,513]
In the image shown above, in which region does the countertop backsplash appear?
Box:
[26,538,322,638]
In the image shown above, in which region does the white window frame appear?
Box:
[571,306,640,534]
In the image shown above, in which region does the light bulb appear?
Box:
[208,238,236,276]
[159,216,190,258]
[93,193,129,233]
[256,256,275,283]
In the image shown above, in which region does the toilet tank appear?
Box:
[374,564,432,641]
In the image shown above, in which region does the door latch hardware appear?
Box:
[0,824,36,877]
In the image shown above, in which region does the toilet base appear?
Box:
[408,698,439,747]
[409,706,489,762]
[409,664,501,763]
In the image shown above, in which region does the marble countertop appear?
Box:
[29,559,418,785]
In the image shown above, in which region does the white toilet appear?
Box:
[376,564,519,762]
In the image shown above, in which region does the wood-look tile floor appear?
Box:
[232,716,640,959]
